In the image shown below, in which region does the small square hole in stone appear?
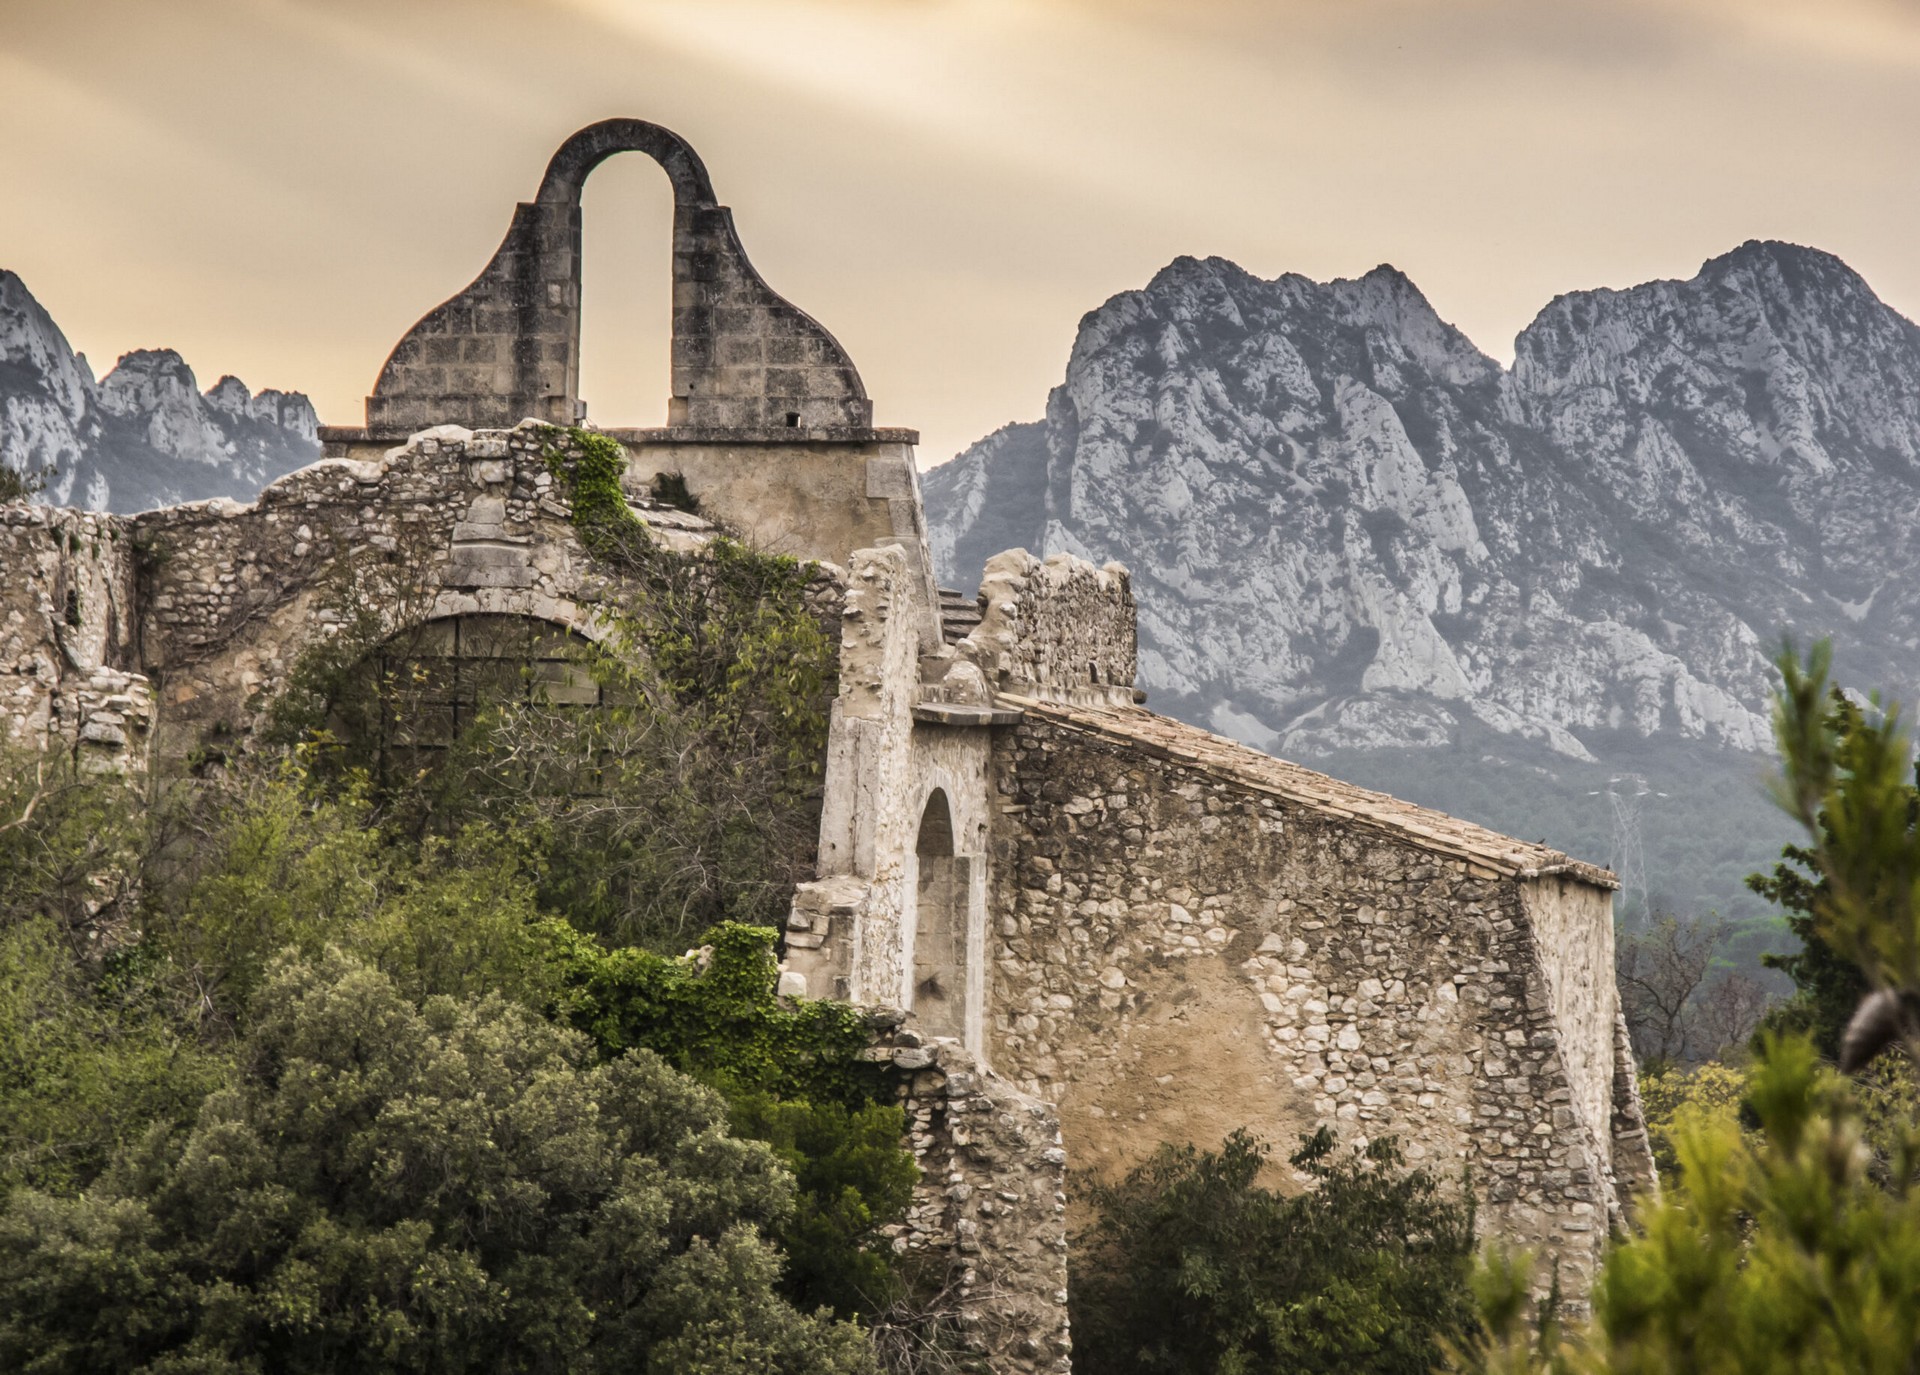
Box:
[785,411,801,428]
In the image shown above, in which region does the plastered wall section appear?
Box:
[1,503,152,772]
[984,705,1635,1306]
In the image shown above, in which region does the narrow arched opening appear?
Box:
[911,789,966,1038]
[577,153,675,429]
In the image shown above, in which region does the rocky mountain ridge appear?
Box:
[1,270,318,512]
[925,241,1920,915]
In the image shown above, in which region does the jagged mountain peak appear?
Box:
[927,239,1920,769]
[927,241,1920,914]
[0,269,320,511]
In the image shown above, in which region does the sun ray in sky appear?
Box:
[2,0,1916,462]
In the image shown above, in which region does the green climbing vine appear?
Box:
[540,425,640,553]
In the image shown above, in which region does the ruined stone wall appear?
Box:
[134,425,608,762]
[324,431,943,647]
[984,703,1636,1305]
[1,503,152,771]
[125,422,851,769]
[787,543,994,1042]
[873,1024,1072,1375]
[957,550,1136,705]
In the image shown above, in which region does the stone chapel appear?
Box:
[1,121,1655,1374]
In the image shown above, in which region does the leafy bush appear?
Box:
[0,919,221,1195]
[1071,1127,1478,1375]
[138,768,565,1031]
[548,921,913,1319]
[0,950,877,1375]
[1633,1060,1753,1188]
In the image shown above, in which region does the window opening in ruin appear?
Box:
[338,614,606,788]
[577,154,675,428]
[785,411,800,428]
[911,788,967,1039]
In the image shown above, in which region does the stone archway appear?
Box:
[363,119,871,436]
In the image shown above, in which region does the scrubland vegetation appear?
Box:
[4,525,1920,1375]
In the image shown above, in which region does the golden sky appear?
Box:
[2,0,1917,464]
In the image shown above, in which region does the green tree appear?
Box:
[0,949,876,1375]
[1767,641,1920,1067]
[1455,1036,1920,1375]
[1745,685,1886,1060]
[1071,1127,1477,1375]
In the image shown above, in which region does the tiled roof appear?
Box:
[1003,695,1617,889]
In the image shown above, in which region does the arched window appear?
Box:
[332,613,603,785]
[911,789,966,1039]
[577,153,674,428]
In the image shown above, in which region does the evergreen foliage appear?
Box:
[1746,684,1893,1060]
[1071,1127,1477,1375]
[0,950,877,1375]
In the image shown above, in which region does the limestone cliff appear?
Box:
[0,270,318,512]
[925,242,1920,916]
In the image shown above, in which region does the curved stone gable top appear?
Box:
[359,118,874,438]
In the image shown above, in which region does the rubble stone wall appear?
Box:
[957,550,1136,705]
[133,425,621,764]
[985,706,1631,1305]
[1,502,152,772]
[874,1025,1072,1375]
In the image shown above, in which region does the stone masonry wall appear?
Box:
[1,502,152,772]
[957,550,1136,706]
[871,1021,1072,1375]
[130,422,786,766]
[985,703,1636,1306]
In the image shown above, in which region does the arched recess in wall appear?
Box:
[911,788,968,1040]
[577,154,675,428]
[322,613,608,790]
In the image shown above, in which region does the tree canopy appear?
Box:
[0,950,876,1375]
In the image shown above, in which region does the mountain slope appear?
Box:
[925,242,1920,916]
[0,270,318,511]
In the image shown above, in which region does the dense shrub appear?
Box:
[1071,1127,1477,1375]
[0,950,876,1374]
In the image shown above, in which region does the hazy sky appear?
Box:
[2,0,1917,464]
